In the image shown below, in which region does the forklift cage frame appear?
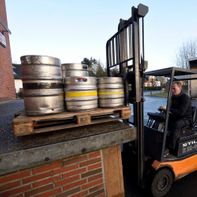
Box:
[106,4,148,186]
[146,67,197,161]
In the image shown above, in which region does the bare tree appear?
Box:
[81,57,107,77]
[176,40,197,68]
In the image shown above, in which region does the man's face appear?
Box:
[171,83,182,96]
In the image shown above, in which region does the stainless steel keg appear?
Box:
[20,55,64,116]
[65,76,97,111]
[24,95,64,116]
[61,63,89,78]
[21,55,62,80]
[66,100,98,111]
[98,77,124,107]
[23,80,63,96]
[22,80,64,116]
[21,55,61,65]
[99,98,124,108]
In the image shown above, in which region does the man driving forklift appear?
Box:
[161,81,192,152]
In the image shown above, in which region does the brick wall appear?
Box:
[0,150,105,197]
[0,146,124,197]
[0,0,16,100]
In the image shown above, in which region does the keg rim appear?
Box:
[20,55,61,65]
[65,76,97,84]
[97,77,123,83]
[61,63,88,70]
[65,76,96,80]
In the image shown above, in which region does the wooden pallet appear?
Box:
[13,107,131,136]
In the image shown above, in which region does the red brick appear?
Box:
[57,187,80,197]
[25,183,53,197]
[0,184,31,196]
[55,175,80,187]
[64,163,78,172]
[86,189,105,197]
[53,163,78,175]
[0,170,31,184]
[32,177,52,188]
[13,194,24,197]
[81,168,102,178]
[52,174,63,183]
[88,151,101,158]
[0,180,21,191]
[70,190,88,197]
[32,161,62,174]
[22,171,52,184]
[63,168,86,178]
[79,158,101,167]
[51,168,64,176]
[34,187,62,197]
[88,173,103,182]
[81,178,103,190]
[63,179,86,191]
[88,162,102,171]
[89,184,104,193]
[63,155,88,166]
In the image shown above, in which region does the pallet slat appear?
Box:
[13,107,131,136]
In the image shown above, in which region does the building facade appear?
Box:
[0,0,16,101]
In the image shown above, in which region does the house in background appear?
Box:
[12,63,22,95]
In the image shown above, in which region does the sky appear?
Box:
[6,0,197,70]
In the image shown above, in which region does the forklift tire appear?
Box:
[151,168,173,197]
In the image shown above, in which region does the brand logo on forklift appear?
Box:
[182,140,197,147]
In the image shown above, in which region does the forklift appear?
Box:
[145,67,197,196]
[106,4,197,197]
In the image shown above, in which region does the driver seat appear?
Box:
[191,106,197,128]
[175,106,197,157]
[182,106,197,136]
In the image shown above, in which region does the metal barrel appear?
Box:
[21,55,61,65]
[21,55,62,80]
[99,98,124,108]
[22,79,64,116]
[62,63,88,70]
[65,76,98,111]
[20,55,64,116]
[61,63,89,78]
[23,95,64,116]
[98,77,123,84]
[23,80,63,96]
[98,77,124,107]
[65,77,96,91]
[66,100,98,111]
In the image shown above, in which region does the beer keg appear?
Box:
[61,63,89,78]
[65,76,97,111]
[22,80,64,116]
[98,77,124,107]
[23,95,64,116]
[20,55,64,116]
[21,55,62,80]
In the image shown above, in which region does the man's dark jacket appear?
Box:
[170,91,192,122]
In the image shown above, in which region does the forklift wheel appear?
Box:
[151,168,173,197]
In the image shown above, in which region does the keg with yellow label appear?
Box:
[98,77,124,107]
[65,77,98,111]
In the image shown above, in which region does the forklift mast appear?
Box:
[106,4,148,186]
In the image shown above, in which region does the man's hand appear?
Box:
[158,105,166,112]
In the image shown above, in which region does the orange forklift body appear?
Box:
[152,154,197,180]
